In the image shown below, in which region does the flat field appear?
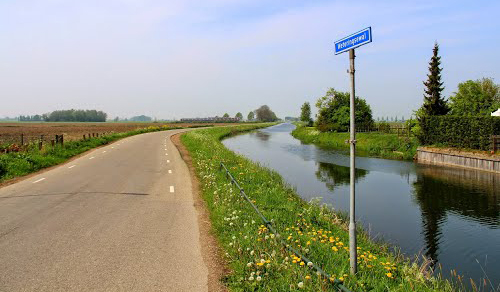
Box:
[0,122,234,144]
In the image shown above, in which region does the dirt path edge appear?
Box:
[171,133,229,292]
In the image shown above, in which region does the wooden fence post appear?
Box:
[39,135,43,150]
[21,134,24,145]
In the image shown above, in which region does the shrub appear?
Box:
[0,157,6,177]
[315,88,374,132]
[417,116,500,150]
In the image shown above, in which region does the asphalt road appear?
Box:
[0,129,208,291]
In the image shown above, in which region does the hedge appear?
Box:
[417,116,500,150]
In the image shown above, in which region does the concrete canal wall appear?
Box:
[417,147,500,173]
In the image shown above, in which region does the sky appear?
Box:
[1,0,499,120]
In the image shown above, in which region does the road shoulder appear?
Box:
[171,133,229,292]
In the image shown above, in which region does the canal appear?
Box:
[223,123,499,288]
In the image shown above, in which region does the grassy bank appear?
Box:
[291,125,419,160]
[0,125,190,182]
[181,124,458,291]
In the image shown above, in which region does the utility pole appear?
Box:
[348,48,357,275]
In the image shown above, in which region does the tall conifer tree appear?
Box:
[421,43,449,116]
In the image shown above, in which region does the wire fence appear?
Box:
[0,132,111,153]
[219,162,351,292]
[355,125,414,137]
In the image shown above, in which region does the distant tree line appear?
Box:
[376,116,406,122]
[19,115,45,121]
[221,106,279,122]
[19,109,107,122]
[129,115,152,122]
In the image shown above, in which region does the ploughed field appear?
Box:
[0,122,224,145]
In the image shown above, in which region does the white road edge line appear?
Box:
[170,186,175,193]
[33,178,46,183]
[89,157,95,160]
[68,165,76,169]
[102,150,106,153]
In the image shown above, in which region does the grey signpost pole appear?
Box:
[335,26,371,276]
[349,48,357,275]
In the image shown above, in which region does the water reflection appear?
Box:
[412,166,500,265]
[254,131,271,142]
[316,162,368,191]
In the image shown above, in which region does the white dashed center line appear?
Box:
[165,153,168,156]
[170,186,175,193]
[168,170,172,174]
[89,157,95,160]
[68,165,76,169]
[102,151,106,153]
[167,160,170,163]
[33,178,46,184]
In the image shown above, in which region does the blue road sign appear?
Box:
[334,27,372,55]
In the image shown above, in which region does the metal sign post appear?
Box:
[348,48,357,275]
[334,27,372,275]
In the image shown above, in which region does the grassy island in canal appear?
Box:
[291,125,420,161]
[181,124,461,291]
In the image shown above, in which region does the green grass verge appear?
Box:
[0,125,190,182]
[181,124,459,291]
[291,125,419,161]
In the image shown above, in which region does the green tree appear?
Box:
[235,112,243,120]
[247,111,255,121]
[315,88,374,132]
[223,113,230,118]
[255,105,278,122]
[418,42,449,117]
[300,102,312,125]
[449,78,500,116]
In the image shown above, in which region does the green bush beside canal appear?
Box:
[181,124,458,291]
[291,125,419,161]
